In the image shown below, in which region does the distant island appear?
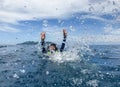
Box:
[0,45,7,48]
[17,41,38,45]
[17,41,54,45]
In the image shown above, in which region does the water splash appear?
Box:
[49,51,80,63]
[38,39,93,63]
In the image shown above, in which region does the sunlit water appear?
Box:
[0,44,120,87]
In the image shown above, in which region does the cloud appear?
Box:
[0,0,120,24]
[104,26,120,35]
[79,15,109,22]
[0,25,20,32]
[0,0,120,42]
[110,29,120,35]
[78,34,120,45]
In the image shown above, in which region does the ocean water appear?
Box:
[0,44,120,87]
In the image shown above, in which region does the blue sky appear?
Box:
[0,0,120,45]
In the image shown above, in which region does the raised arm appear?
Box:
[41,32,46,53]
[60,29,67,52]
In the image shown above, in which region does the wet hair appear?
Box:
[47,43,58,51]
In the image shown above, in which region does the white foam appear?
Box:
[20,69,25,73]
[13,73,19,78]
[49,50,80,63]
[87,79,99,87]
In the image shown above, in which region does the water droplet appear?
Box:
[89,6,94,12]
[24,6,27,8]
[32,60,35,65]
[69,26,76,31]
[112,8,118,13]
[56,8,58,10]
[81,20,85,24]
[46,71,49,75]
[20,69,25,73]
[13,74,19,78]
[58,20,61,24]
[42,20,48,27]
[112,1,115,5]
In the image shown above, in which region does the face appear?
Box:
[49,45,55,51]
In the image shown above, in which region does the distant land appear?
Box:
[17,41,38,45]
[0,41,55,49]
[17,41,54,45]
[0,45,7,48]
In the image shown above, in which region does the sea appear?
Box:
[0,43,120,87]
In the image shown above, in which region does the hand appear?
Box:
[63,29,67,38]
[41,32,46,40]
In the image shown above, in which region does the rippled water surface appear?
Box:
[0,44,120,87]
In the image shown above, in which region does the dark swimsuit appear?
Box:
[41,37,66,53]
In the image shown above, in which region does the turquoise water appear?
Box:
[0,44,120,87]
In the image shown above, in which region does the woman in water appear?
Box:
[41,29,67,55]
